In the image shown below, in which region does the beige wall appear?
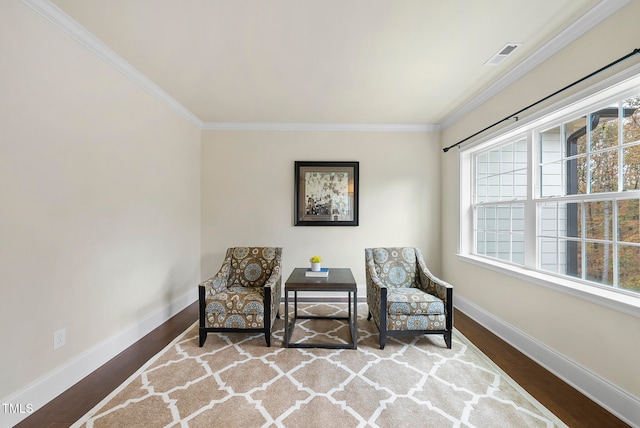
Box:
[201,130,442,291]
[0,1,201,403]
[3,0,639,423]
[440,1,640,399]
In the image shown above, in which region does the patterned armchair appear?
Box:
[365,247,453,349]
[199,247,282,347]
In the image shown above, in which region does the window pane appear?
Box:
[485,232,496,256]
[564,239,581,279]
[488,175,500,201]
[512,205,525,233]
[501,173,514,198]
[540,161,564,197]
[565,116,587,157]
[497,206,511,232]
[539,203,557,236]
[584,201,613,240]
[540,126,562,163]
[475,140,527,203]
[501,144,513,172]
[585,242,613,285]
[540,238,579,276]
[619,245,640,293]
[515,139,527,169]
[477,153,488,177]
[622,95,640,145]
[497,233,510,261]
[618,199,640,243]
[485,206,496,231]
[476,206,485,230]
[538,202,579,239]
[553,202,578,239]
[539,237,558,272]
[590,150,618,193]
[476,231,485,254]
[623,144,640,191]
[476,177,487,203]
[475,203,524,265]
[489,150,500,173]
[515,169,527,198]
[566,156,588,195]
[565,202,580,238]
[512,233,525,265]
[590,107,618,151]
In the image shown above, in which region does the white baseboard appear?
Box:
[455,295,640,427]
[1,288,198,428]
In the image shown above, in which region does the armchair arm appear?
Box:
[198,257,231,298]
[263,265,282,324]
[366,265,386,290]
[365,252,387,314]
[262,265,282,291]
[416,250,453,303]
[365,256,387,292]
[365,249,388,332]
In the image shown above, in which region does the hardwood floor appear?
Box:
[16,302,628,427]
[453,310,629,428]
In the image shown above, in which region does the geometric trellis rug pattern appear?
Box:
[72,303,567,428]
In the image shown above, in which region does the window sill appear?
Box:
[456,254,640,319]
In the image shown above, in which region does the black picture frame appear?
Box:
[294,161,359,226]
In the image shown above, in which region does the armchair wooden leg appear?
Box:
[380,287,387,350]
[444,287,453,349]
[264,289,272,347]
[367,311,372,321]
[198,285,207,347]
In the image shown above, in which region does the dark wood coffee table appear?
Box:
[284,267,357,349]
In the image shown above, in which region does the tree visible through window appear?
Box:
[471,90,640,297]
[540,95,640,293]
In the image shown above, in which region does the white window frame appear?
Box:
[457,63,640,318]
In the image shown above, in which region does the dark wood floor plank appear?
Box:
[16,303,628,427]
[453,310,629,428]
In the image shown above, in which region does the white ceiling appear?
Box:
[44,0,624,128]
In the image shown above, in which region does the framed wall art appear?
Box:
[294,161,359,226]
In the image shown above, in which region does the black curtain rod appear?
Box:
[443,48,640,153]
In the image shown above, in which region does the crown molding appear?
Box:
[18,0,438,133]
[22,0,626,134]
[20,0,203,128]
[440,0,631,130]
[20,0,437,133]
[202,122,439,132]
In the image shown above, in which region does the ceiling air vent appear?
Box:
[485,43,522,66]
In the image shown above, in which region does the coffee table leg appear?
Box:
[353,290,358,349]
[284,289,289,347]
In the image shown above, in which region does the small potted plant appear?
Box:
[309,255,322,272]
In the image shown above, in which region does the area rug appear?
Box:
[72,303,567,427]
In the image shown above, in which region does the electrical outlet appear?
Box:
[54,328,66,350]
